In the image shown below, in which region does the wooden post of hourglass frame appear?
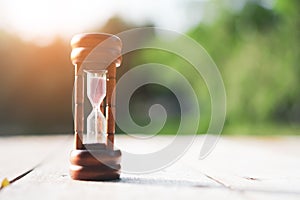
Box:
[106,64,116,150]
[69,33,122,181]
[74,63,84,150]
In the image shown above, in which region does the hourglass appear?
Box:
[69,33,122,181]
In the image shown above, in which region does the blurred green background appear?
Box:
[0,0,299,135]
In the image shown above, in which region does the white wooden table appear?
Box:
[0,135,299,200]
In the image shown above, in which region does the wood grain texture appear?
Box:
[0,135,71,180]
[1,135,300,200]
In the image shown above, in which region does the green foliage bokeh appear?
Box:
[136,0,300,134]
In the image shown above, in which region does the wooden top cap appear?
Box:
[70,33,122,69]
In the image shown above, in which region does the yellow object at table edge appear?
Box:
[1,178,10,189]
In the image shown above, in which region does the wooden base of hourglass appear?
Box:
[69,143,121,181]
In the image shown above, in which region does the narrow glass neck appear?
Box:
[92,105,101,110]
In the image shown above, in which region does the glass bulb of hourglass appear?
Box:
[85,70,107,144]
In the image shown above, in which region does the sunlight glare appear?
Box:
[0,0,116,45]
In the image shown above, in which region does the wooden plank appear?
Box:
[0,135,71,180]
[187,136,300,198]
[0,135,300,200]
